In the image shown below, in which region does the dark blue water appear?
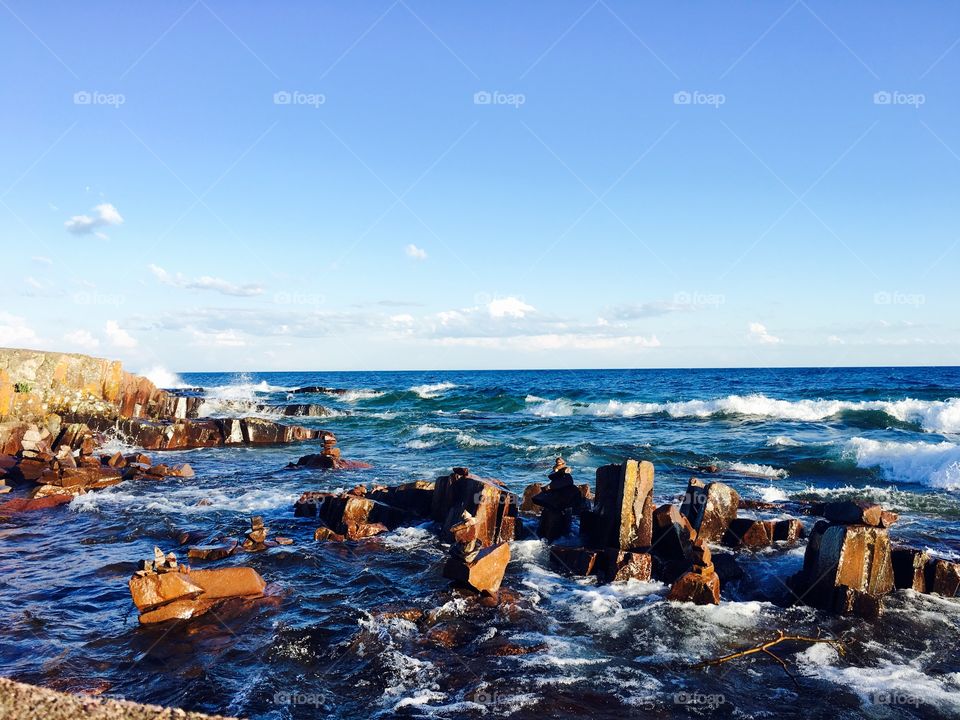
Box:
[1,367,958,718]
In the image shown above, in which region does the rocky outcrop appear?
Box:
[128,548,266,624]
[431,467,518,547]
[443,541,511,595]
[580,458,654,550]
[531,458,590,541]
[680,478,739,544]
[286,434,372,470]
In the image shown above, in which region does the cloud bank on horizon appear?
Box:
[2,2,958,371]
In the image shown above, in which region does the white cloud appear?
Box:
[405,243,427,260]
[487,297,535,318]
[437,334,661,351]
[65,203,124,236]
[149,264,264,297]
[188,328,247,347]
[105,320,137,348]
[827,335,845,345]
[63,329,99,350]
[0,313,39,345]
[748,322,782,345]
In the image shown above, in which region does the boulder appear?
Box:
[317,494,410,535]
[667,567,721,605]
[823,500,883,527]
[926,559,960,597]
[368,480,435,519]
[129,571,204,612]
[314,526,346,542]
[772,518,805,542]
[680,478,739,544]
[187,541,238,562]
[520,483,543,514]
[443,542,511,594]
[723,518,773,549]
[832,585,884,621]
[891,547,929,592]
[581,459,654,550]
[431,467,518,547]
[344,522,388,540]
[186,567,267,599]
[596,549,652,583]
[549,546,598,576]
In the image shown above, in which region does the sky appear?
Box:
[2,1,959,373]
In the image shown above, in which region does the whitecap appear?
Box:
[844,436,960,491]
[409,382,458,399]
[140,365,190,389]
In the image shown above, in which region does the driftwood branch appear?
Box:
[691,629,846,688]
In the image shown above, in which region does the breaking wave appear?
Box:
[141,365,190,389]
[844,436,960,491]
[409,382,458,399]
[524,394,960,434]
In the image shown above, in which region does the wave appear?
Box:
[141,365,191,389]
[725,462,789,479]
[765,435,804,447]
[844,437,960,491]
[338,389,384,403]
[409,382,458,399]
[524,393,960,433]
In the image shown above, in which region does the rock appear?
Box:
[187,541,238,562]
[711,552,744,586]
[772,518,805,542]
[186,567,267,599]
[549,546,598,576]
[581,459,654,550]
[344,521,388,539]
[129,571,204,612]
[368,480,435,519]
[0,495,74,512]
[317,494,410,535]
[650,503,696,579]
[823,500,883,527]
[891,547,929,591]
[668,567,721,605]
[138,597,220,625]
[431,467,518,547]
[443,542,511,594]
[537,508,573,541]
[926,559,960,597]
[596,549,652,583]
[680,478,739,544]
[723,518,773,549]
[169,463,195,478]
[832,585,884,621]
[879,510,899,528]
[314,526,346,542]
[282,403,330,417]
[791,523,894,610]
[520,483,543,514]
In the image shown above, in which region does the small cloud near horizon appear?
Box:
[749,322,782,345]
[405,243,427,260]
[149,264,264,297]
[65,203,124,239]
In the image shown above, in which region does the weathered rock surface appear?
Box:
[891,547,929,591]
[680,478,739,544]
[580,459,654,550]
[443,541,511,594]
[668,567,721,605]
[431,467,518,547]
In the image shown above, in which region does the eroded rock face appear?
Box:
[581,459,654,550]
[680,478,739,544]
[115,417,326,451]
[668,568,721,605]
[891,547,929,592]
[431,467,518,547]
[926,559,960,597]
[368,481,435,519]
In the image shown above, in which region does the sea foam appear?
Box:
[845,437,960,491]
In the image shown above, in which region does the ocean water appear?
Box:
[1,367,959,718]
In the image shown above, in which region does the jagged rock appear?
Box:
[0,494,73,512]
[580,459,654,550]
[926,559,960,597]
[596,549,652,583]
[282,403,330,416]
[772,518,805,542]
[314,526,346,542]
[431,467,518,547]
[188,541,238,561]
[549,546,598,576]
[668,567,721,605]
[650,504,695,573]
[344,521,388,540]
[891,547,929,591]
[533,458,590,542]
[833,585,884,621]
[129,571,204,612]
[187,567,267,599]
[443,542,510,594]
[680,478,739,544]
[823,500,883,527]
[317,494,410,535]
[368,480,435,519]
[114,416,324,451]
[711,551,745,586]
[791,522,894,610]
[520,483,543,514]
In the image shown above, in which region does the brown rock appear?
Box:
[549,546,598,576]
[772,518,805,542]
[431,468,518,547]
[668,568,721,605]
[822,500,883,526]
[723,518,772,549]
[520,482,544,514]
[314,526,346,542]
[443,542,510,594]
[185,567,267,599]
[344,521,388,540]
[187,541,239,562]
[926,559,960,597]
[596,549,652,583]
[581,459,654,550]
[891,547,929,592]
[137,597,220,625]
[680,479,739,544]
[129,572,204,612]
[368,480,435,519]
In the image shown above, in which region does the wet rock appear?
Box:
[314,526,346,542]
[650,504,696,573]
[368,480,435,519]
[241,516,271,551]
[891,547,929,591]
[772,518,805,542]
[823,500,883,527]
[711,551,745,586]
[344,522,388,540]
[443,541,511,594]
[0,494,74,512]
[926,559,960,597]
[520,482,543,514]
[549,546,598,576]
[186,567,267,599]
[129,570,204,612]
[317,494,410,535]
[431,467,518,547]
[723,518,773,550]
[667,567,721,605]
[680,478,739,544]
[581,458,654,550]
[596,549,652,583]
[187,541,239,562]
[282,403,330,417]
[115,416,324,450]
[833,585,884,621]
[791,523,894,610]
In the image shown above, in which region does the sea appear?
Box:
[1,366,959,719]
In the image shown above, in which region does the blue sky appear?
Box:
[2,1,959,372]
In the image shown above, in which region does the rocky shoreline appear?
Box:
[1,347,958,716]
